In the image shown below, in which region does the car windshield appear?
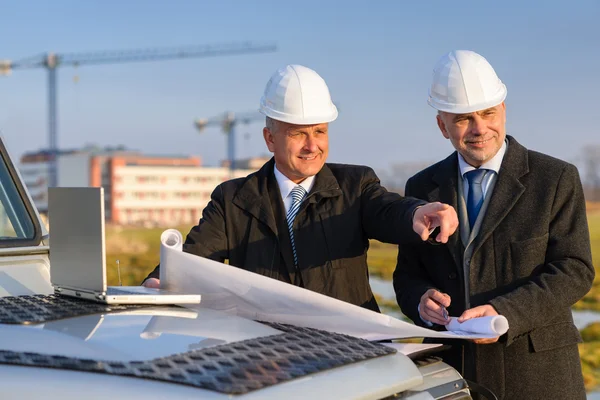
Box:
[0,138,40,246]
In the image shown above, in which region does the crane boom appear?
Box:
[8,42,276,69]
[1,41,277,187]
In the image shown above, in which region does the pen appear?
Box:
[427,226,442,245]
[441,305,449,320]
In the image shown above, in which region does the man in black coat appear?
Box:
[143,64,458,311]
[394,50,594,399]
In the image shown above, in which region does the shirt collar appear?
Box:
[458,139,507,177]
[273,164,316,199]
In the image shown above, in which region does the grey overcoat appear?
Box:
[394,136,594,399]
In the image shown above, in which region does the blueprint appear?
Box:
[159,229,509,341]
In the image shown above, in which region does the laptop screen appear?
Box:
[48,187,107,293]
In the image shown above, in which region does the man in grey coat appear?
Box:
[394,50,594,399]
[144,64,458,312]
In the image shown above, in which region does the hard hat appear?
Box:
[259,65,338,125]
[428,50,507,114]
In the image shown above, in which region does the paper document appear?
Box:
[446,315,508,336]
[159,229,508,341]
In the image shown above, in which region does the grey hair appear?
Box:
[265,117,280,133]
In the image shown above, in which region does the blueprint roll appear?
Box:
[161,229,183,251]
[154,228,506,341]
[159,229,184,289]
[446,315,509,336]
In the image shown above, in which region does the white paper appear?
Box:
[159,229,506,341]
[159,229,184,289]
[446,315,508,335]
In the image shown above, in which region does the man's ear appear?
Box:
[263,127,275,152]
[436,114,450,139]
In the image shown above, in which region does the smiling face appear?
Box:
[436,102,507,167]
[263,118,329,183]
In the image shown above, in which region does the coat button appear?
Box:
[448,272,457,280]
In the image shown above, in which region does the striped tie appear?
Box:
[286,185,307,267]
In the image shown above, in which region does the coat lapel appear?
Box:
[232,158,279,236]
[470,136,528,253]
[305,164,343,205]
[232,158,298,278]
[431,153,464,276]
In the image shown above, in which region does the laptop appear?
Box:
[48,187,201,305]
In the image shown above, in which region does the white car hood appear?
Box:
[0,305,427,399]
[0,306,283,361]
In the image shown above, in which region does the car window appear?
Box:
[0,202,21,238]
[0,139,41,246]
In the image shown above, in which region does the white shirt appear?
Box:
[458,139,507,199]
[273,164,316,213]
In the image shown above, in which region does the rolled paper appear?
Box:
[446,315,509,335]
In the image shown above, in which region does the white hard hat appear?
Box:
[428,50,507,114]
[259,65,338,125]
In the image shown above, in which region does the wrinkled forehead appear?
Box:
[440,103,505,120]
[276,120,329,133]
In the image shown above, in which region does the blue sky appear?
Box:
[0,0,598,173]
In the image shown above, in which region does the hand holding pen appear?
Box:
[419,289,451,325]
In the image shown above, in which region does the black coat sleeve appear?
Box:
[359,167,426,245]
[393,176,438,326]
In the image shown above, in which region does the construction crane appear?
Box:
[0,42,277,187]
[194,111,264,175]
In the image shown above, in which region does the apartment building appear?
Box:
[19,147,256,226]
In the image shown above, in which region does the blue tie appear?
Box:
[286,185,307,266]
[465,169,487,229]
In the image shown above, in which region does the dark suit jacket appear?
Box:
[147,158,424,310]
[394,136,594,400]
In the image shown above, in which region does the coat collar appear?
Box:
[306,162,343,203]
[470,135,528,252]
[232,158,342,235]
[428,135,529,270]
[232,158,343,280]
[232,158,279,235]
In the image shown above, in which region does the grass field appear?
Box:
[104,225,189,286]
[576,212,600,310]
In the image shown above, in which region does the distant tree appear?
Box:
[378,161,433,195]
[581,145,600,202]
